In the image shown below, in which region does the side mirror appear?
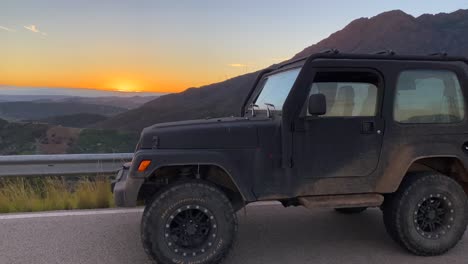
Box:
[308,93,327,116]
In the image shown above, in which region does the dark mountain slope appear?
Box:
[293,9,468,59]
[100,9,468,132]
[98,72,259,131]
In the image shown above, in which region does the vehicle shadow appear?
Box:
[224,205,466,264]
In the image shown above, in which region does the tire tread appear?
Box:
[141,181,237,264]
[383,172,468,256]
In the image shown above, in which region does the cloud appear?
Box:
[0,26,15,32]
[24,25,40,33]
[23,25,47,37]
[227,63,249,68]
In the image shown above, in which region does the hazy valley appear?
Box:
[0,91,155,155]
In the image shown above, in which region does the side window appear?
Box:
[307,72,379,117]
[394,70,465,123]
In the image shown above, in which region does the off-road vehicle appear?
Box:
[113,52,468,263]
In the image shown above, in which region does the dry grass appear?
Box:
[0,177,114,213]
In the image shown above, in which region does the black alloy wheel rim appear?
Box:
[164,205,218,257]
[413,193,455,239]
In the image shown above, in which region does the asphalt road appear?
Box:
[0,204,466,264]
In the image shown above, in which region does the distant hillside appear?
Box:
[68,129,139,154]
[0,118,138,155]
[0,95,71,102]
[99,9,468,132]
[39,113,108,128]
[0,101,127,121]
[57,96,159,109]
[0,118,49,155]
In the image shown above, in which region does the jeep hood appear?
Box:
[139,117,259,149]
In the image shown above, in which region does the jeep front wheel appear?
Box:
[141,181,237,264]
[382,172,468,256]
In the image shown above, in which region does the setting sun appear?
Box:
[110,80,141,93]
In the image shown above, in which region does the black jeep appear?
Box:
[113,52,468,264]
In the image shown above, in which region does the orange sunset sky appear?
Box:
[1,0,464,93]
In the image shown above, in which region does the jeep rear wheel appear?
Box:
[382,172,468,256]
[335,207,367,214]
[141,181,237,264]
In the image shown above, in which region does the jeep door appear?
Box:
[291,68,385,194]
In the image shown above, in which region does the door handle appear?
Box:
[361,121,375,134]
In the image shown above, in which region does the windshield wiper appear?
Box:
[264,103,276,118]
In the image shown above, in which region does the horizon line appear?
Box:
[0,85,168,95]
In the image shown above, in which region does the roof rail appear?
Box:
[429,52,448,57]
[320,49,340,54]
[373,49,396,56]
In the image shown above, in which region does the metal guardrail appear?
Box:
[0,153,133,177]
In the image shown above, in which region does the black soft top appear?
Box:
[273,51,468,71]
[242,51,468,115]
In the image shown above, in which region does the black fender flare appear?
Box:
[130,149,256,202]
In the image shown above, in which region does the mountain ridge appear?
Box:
[292,9,468,59]
[99,9,468,132]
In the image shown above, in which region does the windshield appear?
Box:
[254,68,301,111]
